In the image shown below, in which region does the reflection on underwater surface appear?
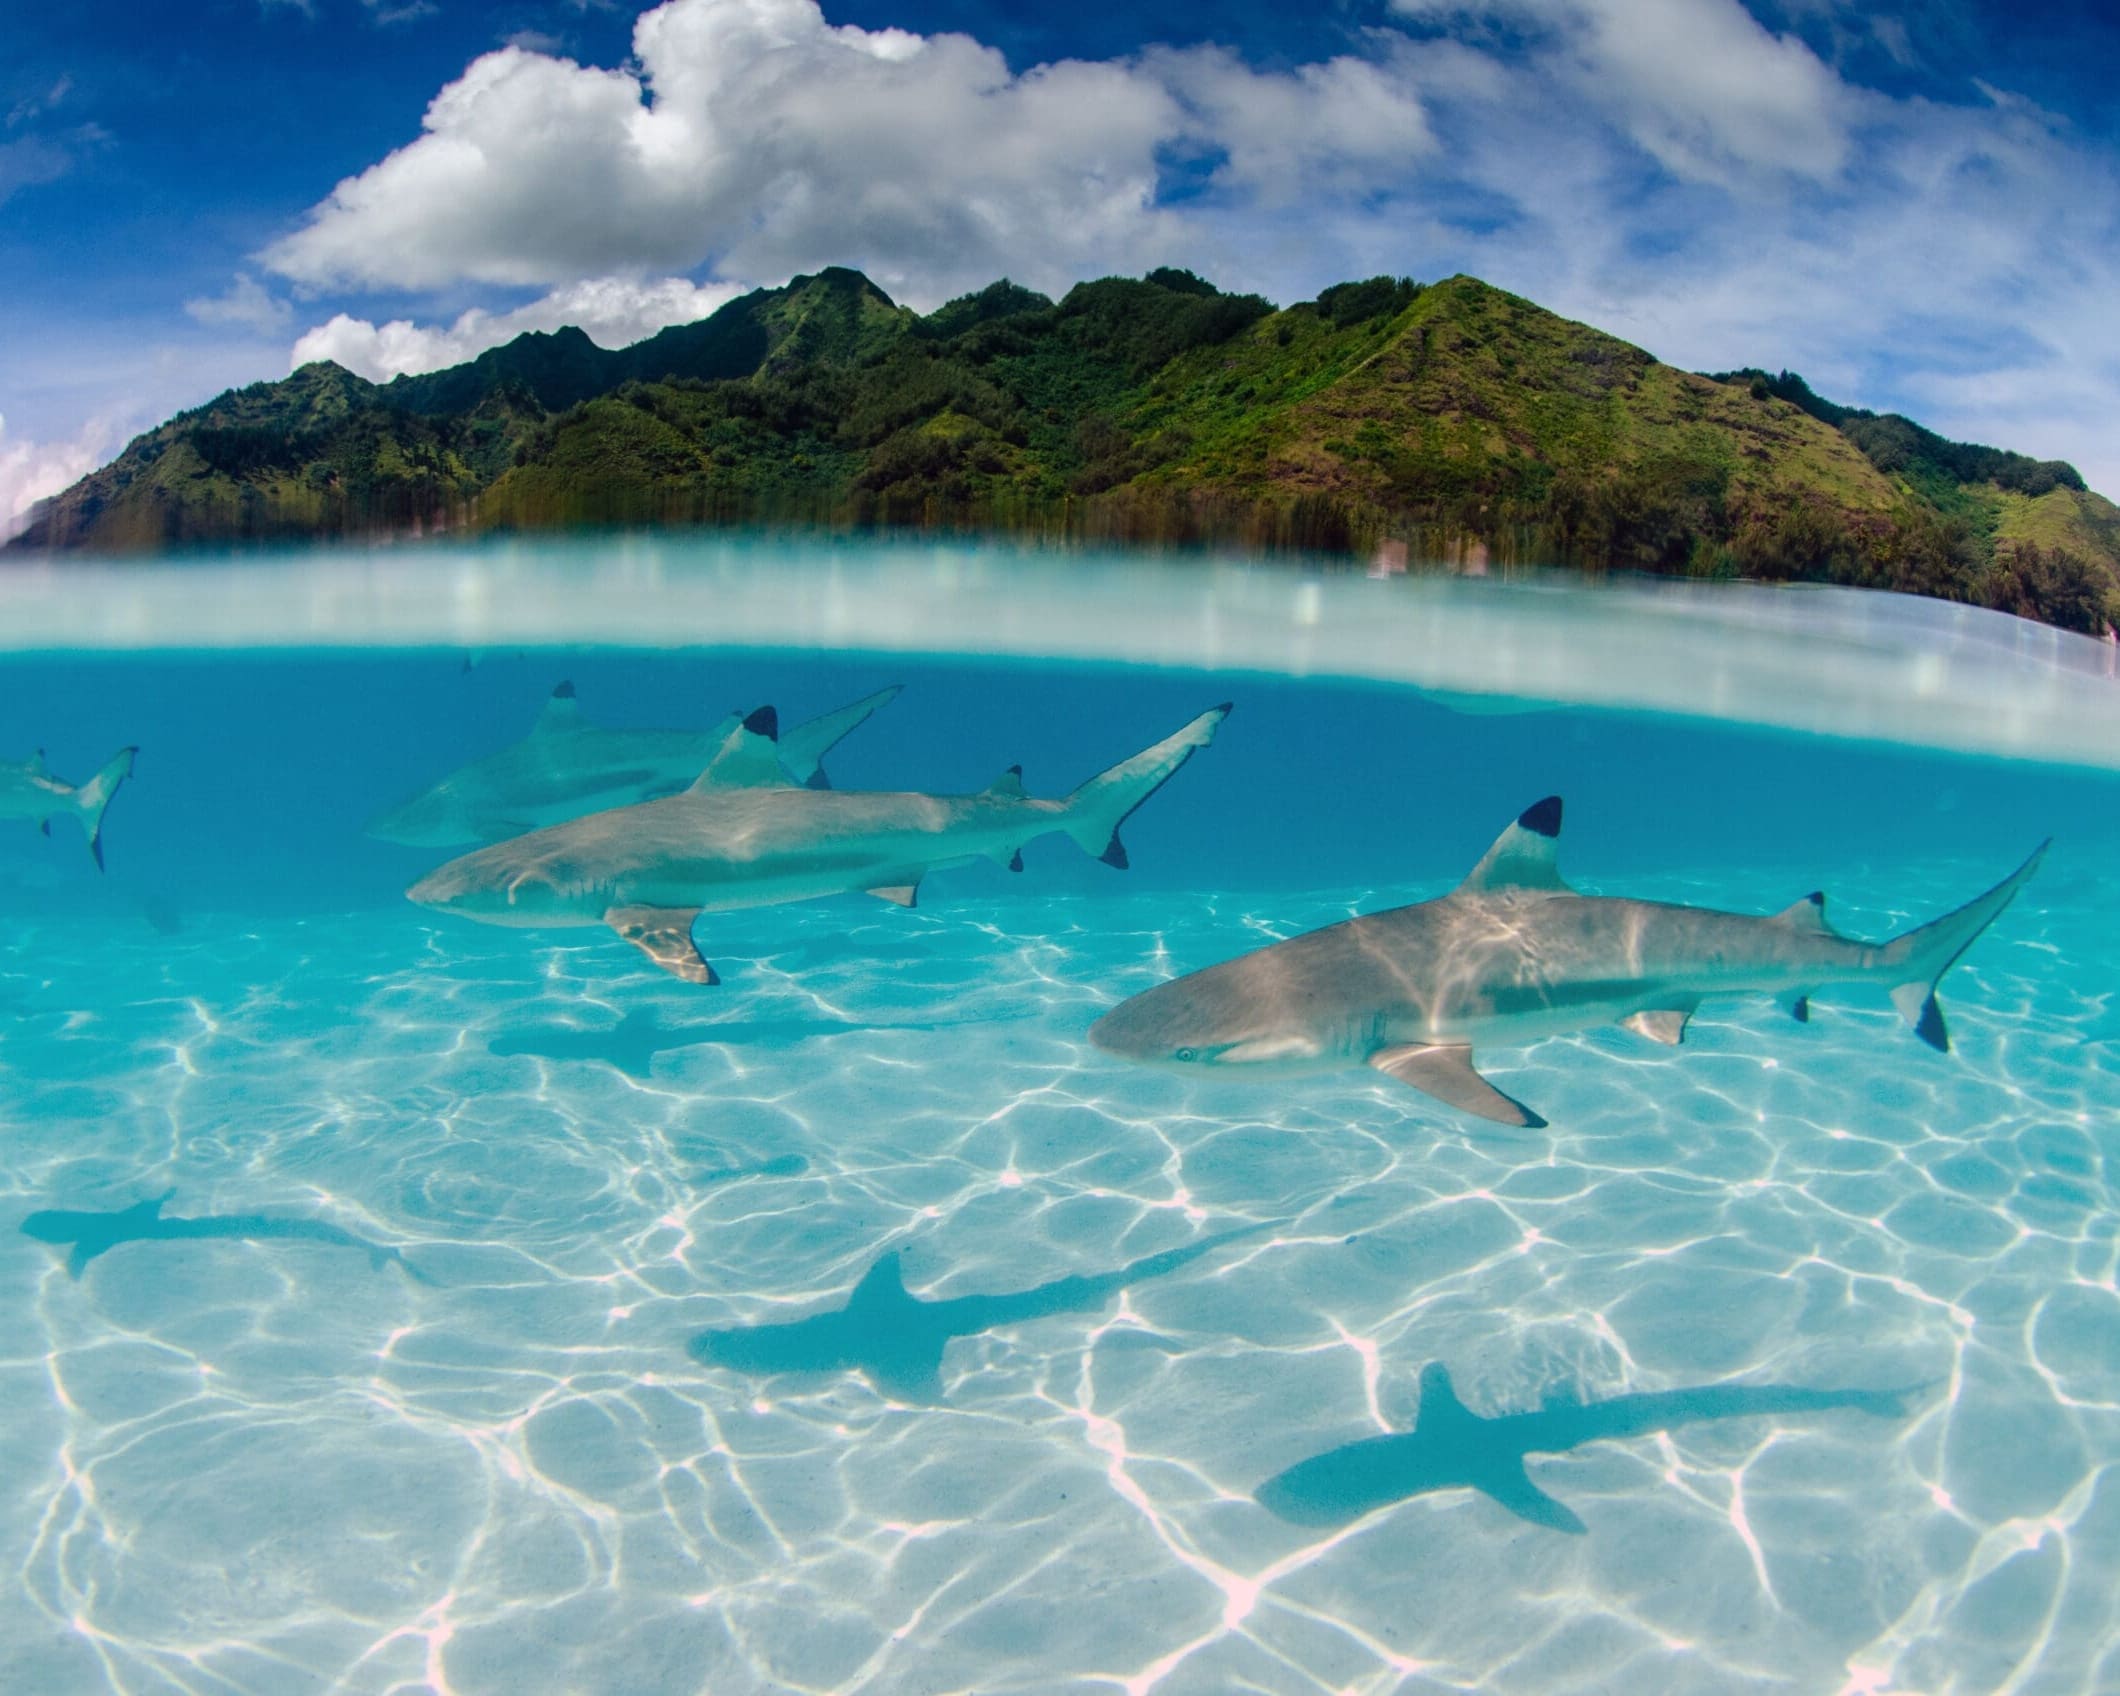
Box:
[1,554,2118,1696]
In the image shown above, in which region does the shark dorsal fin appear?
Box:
[128,1189,175,1222]
[1771,891,1838,935]
[532,682,583,736]
[985,765,1026,799]
[850,1251,910,1310]
[689,706,783,791]
[1458,797,1570,894]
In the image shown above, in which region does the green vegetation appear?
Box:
[17,268,2117,634]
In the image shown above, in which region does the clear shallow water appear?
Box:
[2,546,2118,1695]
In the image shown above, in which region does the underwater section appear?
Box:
[1,544,2117,1695]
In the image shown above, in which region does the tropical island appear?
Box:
[13,267,2117,636]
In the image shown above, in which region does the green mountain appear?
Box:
[16,266,2117,634]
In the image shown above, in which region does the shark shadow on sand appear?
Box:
[689,1224,1264,1402]
[1255,1362,1923,1534]
[20,1192,433,1283]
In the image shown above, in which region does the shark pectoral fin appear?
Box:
[65,1245,93,1278]
[1621,1006,1694,1045]
[690,706,786,790]
[1457,797,1572,894]
[866,881,921,908]
[1478,1459,1588,1535]
[1368,1045,1546,1128]
[605,906,718,985]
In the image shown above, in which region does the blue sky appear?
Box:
[4,0,2118,531]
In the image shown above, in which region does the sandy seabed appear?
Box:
[1,861,2115,1696]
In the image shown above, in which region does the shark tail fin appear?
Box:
[1880,842,2047,1052]
[1060,706,1229,869]
[72,746,138,872]
[779,685,902,790]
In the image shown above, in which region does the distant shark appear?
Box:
[410,703,1229,984]
[690,1153,808,1186]
[20,1191,431,1282]
[1091,796,2045,1126]
[367,681,902,846]
[486,1006,989,1076]
[688,1225,1261,1401]
[1254,1362,1919,1534]
[1,745,136,870]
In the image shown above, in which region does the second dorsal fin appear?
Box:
[1457,796,1569,894]
[689,705,783,791]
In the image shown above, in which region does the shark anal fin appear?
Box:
[1621,1007,1693,1045]
[1478,1459,1588,1535]
[605,906,718,985]
[866,882,920,908]
[1369,1044,1546,1128]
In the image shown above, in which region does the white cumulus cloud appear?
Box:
[0,413,125,543]
[185,273,295,336]
[289,275,748,380]
[260,0,1440,307]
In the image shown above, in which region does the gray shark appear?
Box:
[20,1191,431,1282]
[367,681,902,846]
[1255,1362,1918,1534]
[1090,796,2045,1127]
[409,704,1229,984]
[688,1225,1261,1401]
[1,746,136,870]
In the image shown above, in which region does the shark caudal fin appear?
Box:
[1880,842,2047,1052]
[780,685,902,789]
[1060,706,1229,868]
[68,747,137,871]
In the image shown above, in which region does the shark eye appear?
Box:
[1175,1047,1198,1062]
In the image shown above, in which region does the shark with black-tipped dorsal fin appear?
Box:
[409,704,1228,985]
[688,1225,1263,1401]
[20,1192,432,1283]
[2,745,136,870]
[1091,796,2046,1127]
[367,681,903,846]
[1255,1362,1921,1534]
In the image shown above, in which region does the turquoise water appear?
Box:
[3,546,2118,1695]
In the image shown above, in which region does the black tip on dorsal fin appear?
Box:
[742,705,779,740]
[552,681,575,700]
[1806,890,1824,907]
[1006,764,1021,779]
[1518,796,1563,839]
[1214,701,1234,715]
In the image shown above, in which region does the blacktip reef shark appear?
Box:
[409,702,1230,985]
[20,1191,432,1282]
[1,745,136,869]
[366,680,903,846]
[1091,796,2045,1127]
[1254,1362,1919,1534]
[688,1224,1262,1401]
